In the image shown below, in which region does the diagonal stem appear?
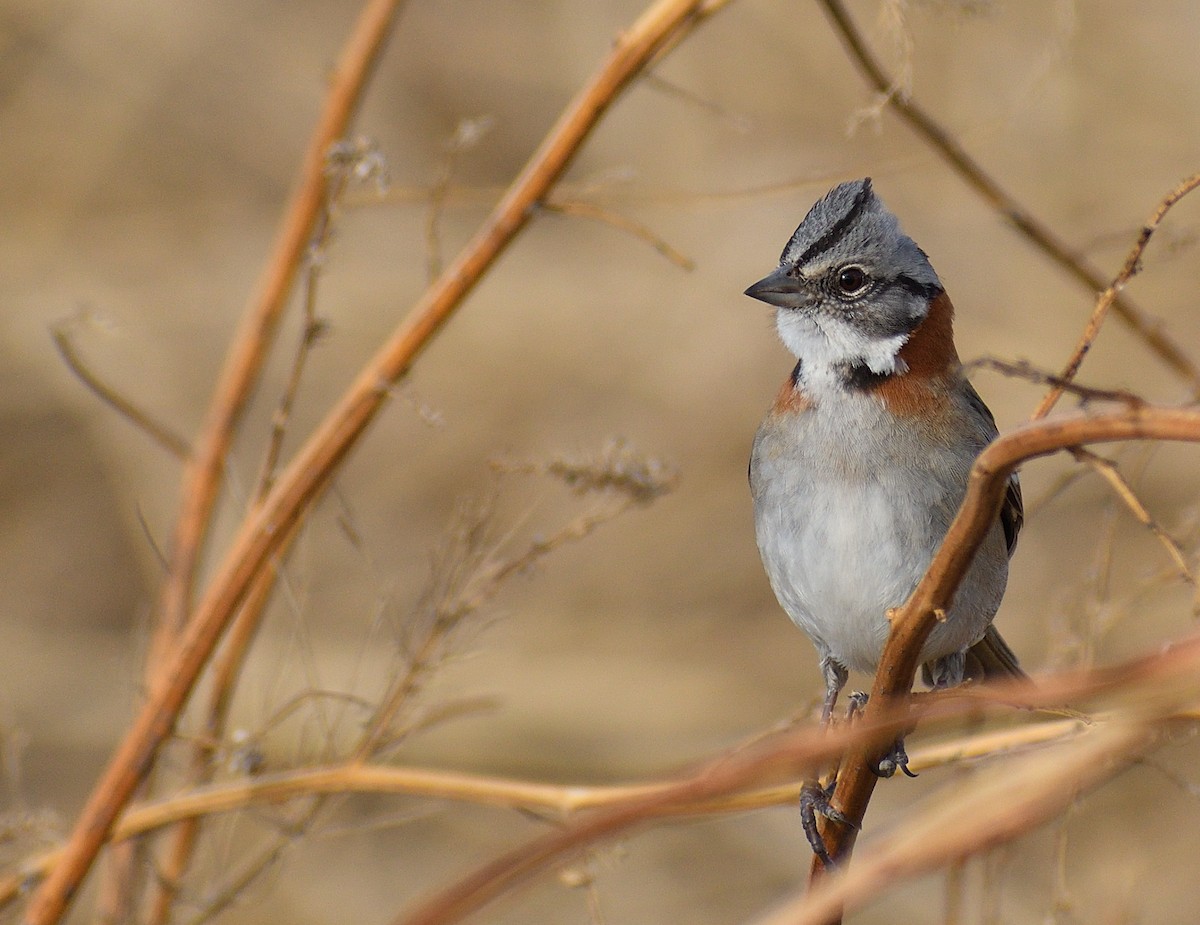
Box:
[818,0,1200,397]
[150,0,408,660]
[21,2,708,923]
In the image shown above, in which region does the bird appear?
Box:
[744,177,1024,775]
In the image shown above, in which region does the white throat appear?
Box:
[775,310,908,398]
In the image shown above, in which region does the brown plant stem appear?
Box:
[151,0,407,657]
[21,3,708,923]
[756,721,1160,925]
[99,5,407,921]
[1032,172,1200,417]
[387,616,1200,925]
[807,406,1200,924]
[143,556,286,925]
[818,0,1200,395]
[4,659,1197,914]
[541,199,696,270]
[51,320,191,460]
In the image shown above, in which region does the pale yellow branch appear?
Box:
[1074,447,1198,588]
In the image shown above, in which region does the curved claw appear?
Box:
[799,782,834,867]
[799,779,861,867]
[845,690,869,723]
[872,738,916,779]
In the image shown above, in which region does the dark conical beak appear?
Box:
[744,267,804,309]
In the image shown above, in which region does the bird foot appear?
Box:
[845,690,869,722]
[843,693,918,778]
[872,737,917,779]
[800,778,859,866]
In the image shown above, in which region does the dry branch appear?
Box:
[51,318,190,460]
[20,2,711,923]
[754,722,1159,925]
[153,0,409,654]
[105,3,409,920]
[818,0,1200,394]
[5,646,1198,918]
[147,128,357,925]
[12,693,1173,910]
[1033,172,1200,417]
[809,408,1200,890]
[804,164,1200,916]
[388,625,1200,925]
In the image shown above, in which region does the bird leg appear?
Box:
[868,653,966,777]
[818,658,849,726]
[847,690,919,778]
[800,659,856,865]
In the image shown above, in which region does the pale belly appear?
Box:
[751,408,1007,674]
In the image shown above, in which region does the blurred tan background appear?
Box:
[4,1,1200,922]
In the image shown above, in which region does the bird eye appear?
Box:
[835,266,869,295]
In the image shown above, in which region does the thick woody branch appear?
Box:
[807,170,1200,922]
[374,627,1200,925]
[756,721,1160,925]
[20,3,710,924]
[810,406,1200,903]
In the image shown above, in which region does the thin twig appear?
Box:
[1072,447,1198,589]
[178,834,291,925]
[254,244,331,503]
[1033,172,1200,418]
[818,0,1200,396]
[966,357,1144,408]
[150,0,409,656]
[51,319,190,460]
[425,117,495,282]
[542,198,695,270]
[21,5,711,923]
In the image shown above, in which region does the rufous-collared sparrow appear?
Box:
[745,177,1023,745]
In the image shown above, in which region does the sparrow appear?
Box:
[744,177,1023,759]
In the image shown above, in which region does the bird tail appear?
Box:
[965,625,1027,682]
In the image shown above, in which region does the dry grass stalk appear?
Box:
[385,630,1200,925]
[22,2,713,923]
[26,4,1200,924]
[51,315,191,460]
[3,644,1198,915]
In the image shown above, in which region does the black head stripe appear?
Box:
[890,275,943,301]
[792,178,874,266]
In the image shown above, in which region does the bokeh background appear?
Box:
[4,1,1200,922]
